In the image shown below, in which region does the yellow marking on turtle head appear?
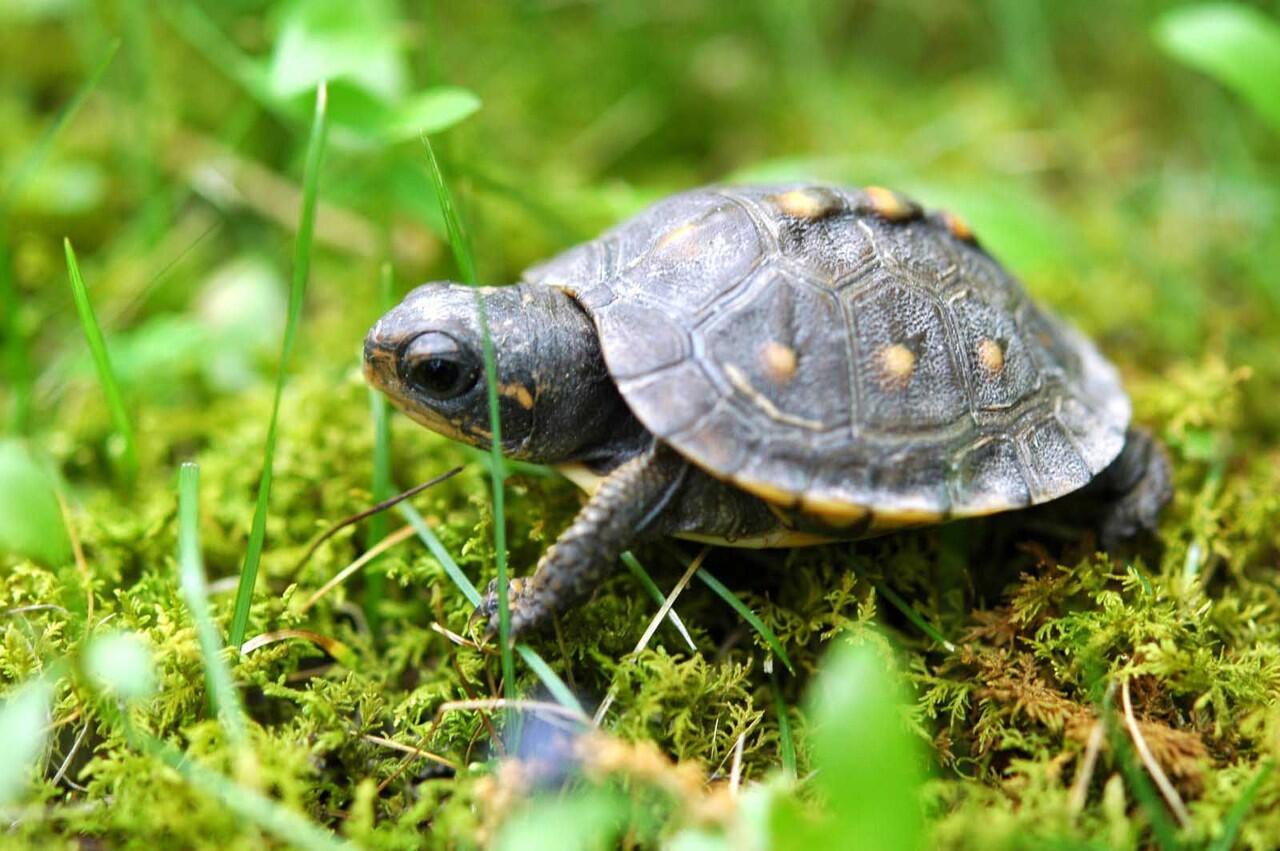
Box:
[499,382,535,410]
[773,188,839,220]
[878,343,917,388]
[977,338,1005,374]
[865,186,915,221]
[942,210,975,242]
[760,341,798,384]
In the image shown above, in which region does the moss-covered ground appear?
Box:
[3,1,1280,848]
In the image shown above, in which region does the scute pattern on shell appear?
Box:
[522,183,1130,518]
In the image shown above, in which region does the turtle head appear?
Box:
[364,282,631,462]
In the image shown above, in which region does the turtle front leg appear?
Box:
[1095,427,1173,549]
[478,444,689,636]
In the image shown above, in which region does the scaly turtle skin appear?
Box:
[363,183,1172,634]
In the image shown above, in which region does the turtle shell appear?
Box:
[521,184,1130,523]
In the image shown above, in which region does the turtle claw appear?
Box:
[474,576,539,639]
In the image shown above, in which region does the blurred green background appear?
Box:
[4,1,1280,849]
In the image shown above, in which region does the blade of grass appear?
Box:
[516,644,586,717]
[620,551,696,652]
[64,240,139,485]
[422,137,516,721]
[363,263,396,634]
[770,665,796,778]
[1209,760,1274,851]
[397,501,483,607]
[178,462,246,746]
[873,582,956,652]
[2,40,121,209]
[228,82,329,649]
[3,40,119,436]
[662,546,794,673]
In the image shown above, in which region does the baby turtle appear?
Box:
[364,183,1171,634]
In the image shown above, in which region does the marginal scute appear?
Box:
[952,437,1030,513]
[1024,417,1091,501]
[520,182,1131,522]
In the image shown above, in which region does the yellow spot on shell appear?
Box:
[878,343,916,387]
[760,341,798,383]
[977,338,1005,373]
[656,222,698,251]
[942,210,974,241]
[773,188,839,220]
[865,186,915,221]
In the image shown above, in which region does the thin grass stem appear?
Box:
[229,82,329,649]
[178,462,247,746]
[421,137,516,725]
[64,240,138,484]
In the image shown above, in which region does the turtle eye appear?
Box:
[401,332,480,401]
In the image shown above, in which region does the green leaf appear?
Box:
[1155,4,1280,132]
[84,632,157,702]
[381,88,482,143]
[0,678,54,805]
[0,440,70,566]
[267,0,406,101]
[774,638,924,850]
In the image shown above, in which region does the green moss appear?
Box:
[5,2,1280,847]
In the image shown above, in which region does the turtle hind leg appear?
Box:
[1095,427,1173,550]
[478,444,688,636]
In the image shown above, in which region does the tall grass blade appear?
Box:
[421,137,516,718]
[516,644,586,717]
[620,551,696,652]
[397,501,483,607]
[3,40,119,435]
[64,240,139,484]
[2,40,120,209]
[178,462,247,746]
[229,82,330,649]
[770,666,796,777]
[665,547,794,673]
[364,263,396,634]
[873,582,956,651]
